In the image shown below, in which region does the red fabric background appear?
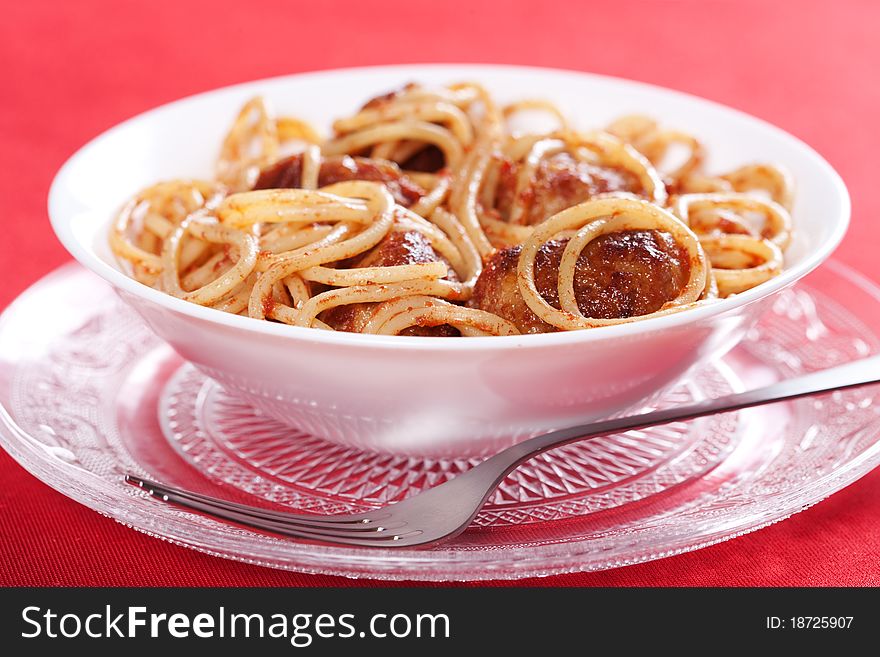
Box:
[2,0,879,586]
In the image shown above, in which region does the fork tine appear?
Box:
[147,483,424,547]
[125,475,396,530]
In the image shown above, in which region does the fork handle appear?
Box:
[478,354,880,492]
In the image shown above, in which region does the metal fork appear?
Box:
[126,354,880,548]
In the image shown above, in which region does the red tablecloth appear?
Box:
[2,0,879,586]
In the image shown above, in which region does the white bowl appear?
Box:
[48,64,850,456]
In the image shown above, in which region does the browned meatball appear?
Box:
[254,154,426,207]
[354,83,447,173]
[471,231,691,334]
[321,230,459,337]
[400,145,446,173]
[494,153,643,226]
[360,83,418,110]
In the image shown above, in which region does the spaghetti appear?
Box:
[109,81,796,336]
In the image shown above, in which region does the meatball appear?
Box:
[254,153,425,207]
[400,145,446,173]
[360,82,418,110]
[353,83,447,173]
[471,231,691,334]
[321,230,459,337]
[494,153,642,226]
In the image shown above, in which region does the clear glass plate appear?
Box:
[1,261,879,581]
